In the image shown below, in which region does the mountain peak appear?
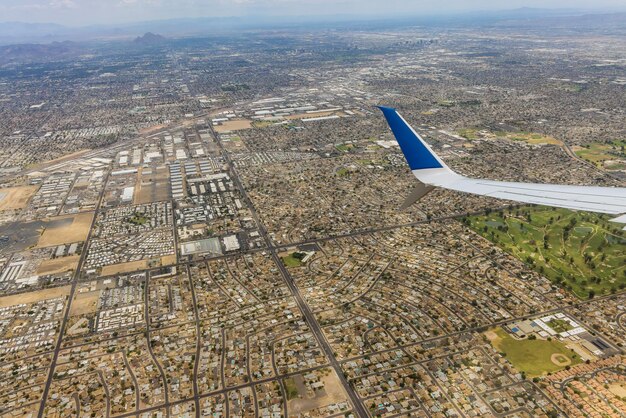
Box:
[133,32,165,44]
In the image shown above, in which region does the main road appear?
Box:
[37,169,112,418]
[210,125,370,418]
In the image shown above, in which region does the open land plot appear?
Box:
[160,254,177,266]
[0,220,44,254]
[574,140,626,170]
[487,130,564,146]
[608,382,626,398]
[457,128,479,140]
[486,327,581,377]
[134,166,171,204]
[213,119,253,133]
[467,206,626,298]
[284,110,343,120]
[100,259,150,276]
[69,290,101,316]
[0,285,71,308]
[36,255,80,276]
[37,212,94,248]
[251,120,275,128]
[100,254,176,276]
[287,369,349,415]
[284,377,299,400]
[510,132,562,145]
[0,185,39,210]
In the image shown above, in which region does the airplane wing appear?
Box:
[377,106,626,228]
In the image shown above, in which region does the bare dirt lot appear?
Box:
[608,382,626,398]
[0,185,39,210]
[101,260,149,276]
[288,369,348,415]
[160,254,177,266]
[100,254,177,276]
[70,290,101,316]
[134,166,171,204]
[0,285,71,308]
[213,119,253,132]
[36,255,80,276]
[37,212,94,247]
[285,110,341,120]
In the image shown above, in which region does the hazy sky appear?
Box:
[2,0,625,25]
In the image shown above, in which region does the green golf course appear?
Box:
[466,206,626,298]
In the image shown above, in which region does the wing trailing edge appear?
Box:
[377,106,626,228]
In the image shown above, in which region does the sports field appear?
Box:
[467,206,626,298]
[486,327,581,377]
[281,252,304,267]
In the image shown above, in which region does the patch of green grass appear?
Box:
[335,143,354,152]
[562,83,585,93]
[575,140,626,169]
[438,100,455,108]
[605,162,626,171]
[252,120,273,128]
[282,252,306,267]
[490,327,581,377]
[126,212,150,226]
[510,131,562,145]
[547,319,573,333]
[336,168,350,177]
[457,128,479,140]
[466,206,626,298]
[491,130,563,145]
[284,377,299,400]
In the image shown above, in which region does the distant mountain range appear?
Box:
[0,9,624,45]
[0,41,84,64]
[0,32,169,64]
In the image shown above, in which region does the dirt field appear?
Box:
[134,166,171,204]
[285,110,342,120]
[37,212,94,248]
[288,369,348,415]
[70,290,101,316]
[161,254,177,266]
[0,285,71,308]
[28,149,91,171]
[608,382,626,398]
[36,255,80,276]
[0,185,39,210]
[484,330,498,341]
[101,254,177,276]
[551,353,572,366]
[214,119,253,132]
[139,124,167,135]
[100,259,150,276]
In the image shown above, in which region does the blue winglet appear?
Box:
[377,106,443,170]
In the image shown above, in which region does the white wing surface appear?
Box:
[377,106,626,227]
